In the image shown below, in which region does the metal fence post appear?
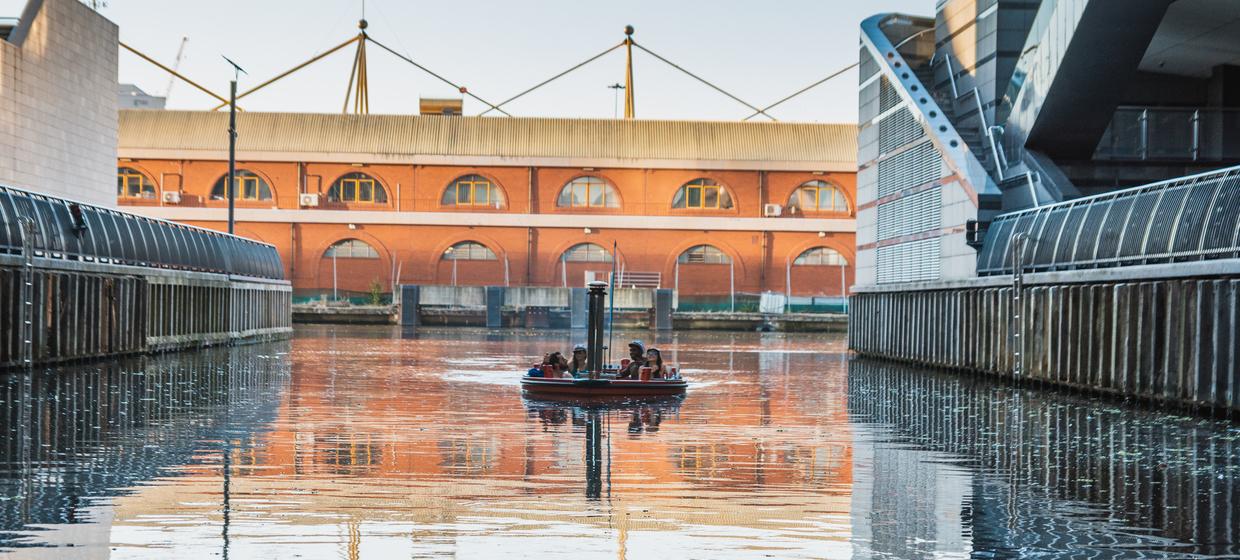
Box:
[1139,108,1149,160]
[1191,109,1200,161]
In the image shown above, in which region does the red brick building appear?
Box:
[117,110,857,304]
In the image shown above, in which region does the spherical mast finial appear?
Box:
[625,25,634,37]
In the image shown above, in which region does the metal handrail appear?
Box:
[860,14,1000,203]
[978,164,1240,275]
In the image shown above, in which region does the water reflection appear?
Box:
[0,344,290,553]
[525,397,684,500]
[0,326,1234,559]
[849,358,1240,559]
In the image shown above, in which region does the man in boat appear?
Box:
[540,351,569,377]
[617,340,646,379]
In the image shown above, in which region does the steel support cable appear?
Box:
[366,36,511,117]
[120,42,233,107]
[478,41,626,116]
[739,28,925,121]
[210,34,361,110]
[631,42,776,121]
[741,62,859,121]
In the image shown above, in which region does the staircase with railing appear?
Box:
[860,15,1001,208]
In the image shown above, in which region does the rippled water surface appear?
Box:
[1,326,1237,559]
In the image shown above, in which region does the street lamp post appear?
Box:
[444,247,457,286]
[730,259,735,313]
[784,257,792,314]
[839,260,846,313]
[222,56,246,235]
[227,79,237,234]
[673,260,679,310]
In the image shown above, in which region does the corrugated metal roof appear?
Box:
[118,110,857,170]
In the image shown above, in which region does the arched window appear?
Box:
[672,178,733,209]
[324,239,379,259]
[210,170,272,201]
[788,180,849,213]
[442,241,496,261]
[562,243,612,263]
[117,167,157,199]
[557,176,620,208]
[794,247,848,266]
[442,174,505,208]
[678,244,731,264]
[327,172,388,204]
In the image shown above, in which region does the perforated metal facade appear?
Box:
[877,186,942,241]
[876,237,942,282]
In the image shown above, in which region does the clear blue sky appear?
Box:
[8,0,930,122]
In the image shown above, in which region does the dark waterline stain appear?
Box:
[0,325,1235,559]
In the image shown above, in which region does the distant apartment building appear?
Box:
[0,0,117,207]
[118,83,166,110]
[116,110,858,301]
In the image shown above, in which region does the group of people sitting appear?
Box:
[535,340,668,379]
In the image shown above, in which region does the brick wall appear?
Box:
[127,158,857,297]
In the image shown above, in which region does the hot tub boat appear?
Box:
[520,281,688,399]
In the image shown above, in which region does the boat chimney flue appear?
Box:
[586,281,607,380]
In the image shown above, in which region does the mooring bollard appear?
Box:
[399,285,420,327]
[485,286,504,328]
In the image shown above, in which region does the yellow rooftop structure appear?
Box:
[118,110,858,172]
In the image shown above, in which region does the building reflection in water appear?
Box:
[849,358,1240,559]
[9,327,1231,557]
[0,343,291,551]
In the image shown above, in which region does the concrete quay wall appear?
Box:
[0,256,292,370]
[849,262,1240,413]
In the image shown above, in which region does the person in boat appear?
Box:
[541,351,569,376]
[617,340,646,379]
[567,344,589,376]
[645,347,667,379]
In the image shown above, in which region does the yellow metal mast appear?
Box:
[623,25,635,119]
[355,20,369,114]
[342,20,370,114]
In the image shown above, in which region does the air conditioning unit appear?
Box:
[763,203,783,217]
[161,191,181,204]
[299,193,320,207]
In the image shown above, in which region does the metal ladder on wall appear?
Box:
[18,218,36,369]
[1009,233,1030,379]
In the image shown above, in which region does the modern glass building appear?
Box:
[857,0,1240,286]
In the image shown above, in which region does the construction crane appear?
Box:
[163,36,188,101]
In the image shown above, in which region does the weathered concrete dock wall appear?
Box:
[849,262,1239,413]
[1,257,291,369]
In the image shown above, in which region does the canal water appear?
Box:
[0,326,1237,559]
